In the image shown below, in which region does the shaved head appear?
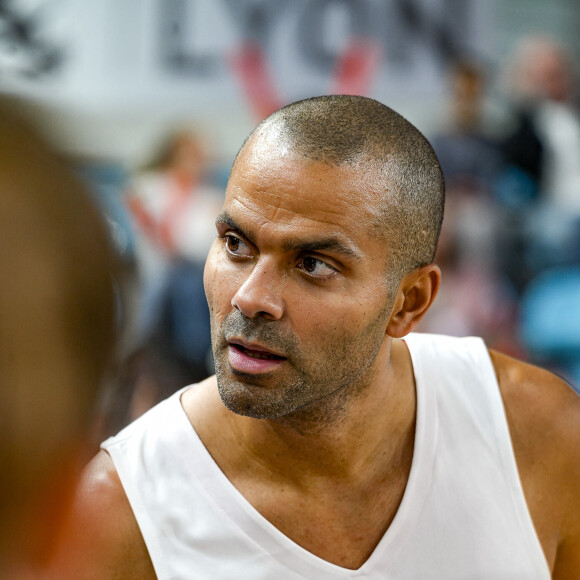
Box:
[234,95,445,284]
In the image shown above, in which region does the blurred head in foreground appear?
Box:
[0,102,118,576]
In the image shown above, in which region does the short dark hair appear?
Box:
[236,95,445,283]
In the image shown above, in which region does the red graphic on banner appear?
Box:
[229,38,382,121]
[331,39,382,96]
[229,41,283,121]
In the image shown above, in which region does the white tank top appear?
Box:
[102,333,551,579]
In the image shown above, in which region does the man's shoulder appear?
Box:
[490,349,580,482]
[48,451,156,579]
[77,450,139,524]
[490,349,580,577]
[490,349,580,446]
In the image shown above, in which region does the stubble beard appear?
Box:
[210,306,391,428]
[211,310,318,420]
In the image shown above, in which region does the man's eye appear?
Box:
[298,256,336,278]
[225,234,252,257]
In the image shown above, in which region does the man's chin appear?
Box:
[214,372,293,420]
[217,385,283,419]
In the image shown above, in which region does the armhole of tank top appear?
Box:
[478,344,552,579]
[104,429,173,579]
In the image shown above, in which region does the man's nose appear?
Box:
[231,259,285,320]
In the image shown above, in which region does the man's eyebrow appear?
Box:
[215,212,253,241]
[282,238,363,262]
[215,211,237,229]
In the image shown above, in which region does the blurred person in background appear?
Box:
[422,60,522,355]
[123,129,222,421]
[503,35,580,207]
[499,35,580,290]
[0,101,118,577]
[431,60,503,196]
[495,35,580,388]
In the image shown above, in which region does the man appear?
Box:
[0,103,118,577]
[58,96,580,578]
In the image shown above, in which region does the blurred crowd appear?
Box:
[419,35,580,391]
[73,34,580,436]
[86,128,224,435]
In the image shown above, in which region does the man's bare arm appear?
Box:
[491,350,580,578]
[48,450,156,580]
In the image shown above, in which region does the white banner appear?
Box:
[1,0,493,115]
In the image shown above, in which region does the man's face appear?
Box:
[204,136,397,420]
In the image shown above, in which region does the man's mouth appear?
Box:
[233,344,286,360]
[227,341,287,374]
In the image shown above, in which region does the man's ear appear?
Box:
[386,264,441,338]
